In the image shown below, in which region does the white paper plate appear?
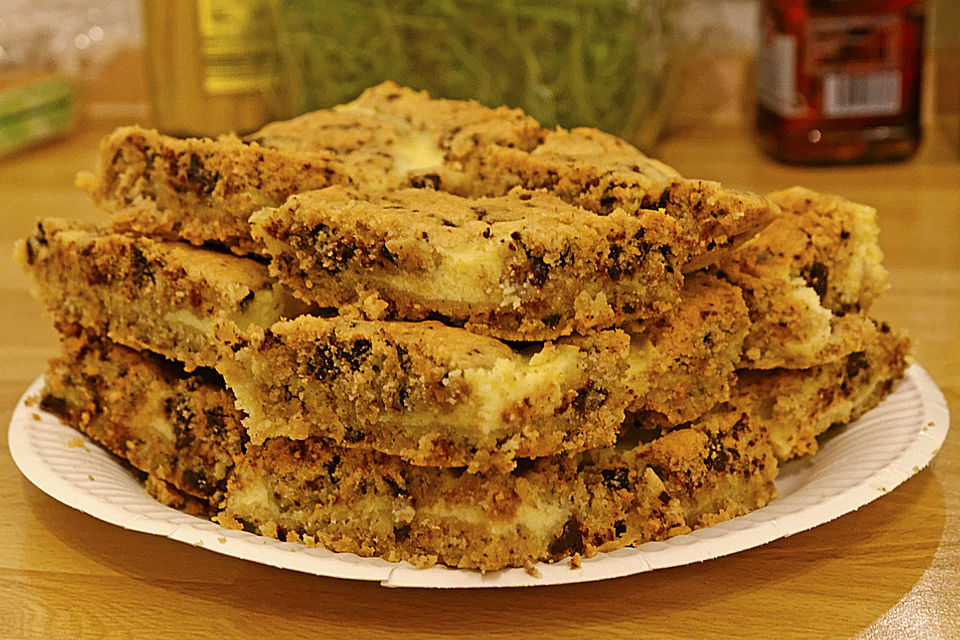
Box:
[9,365,949,588]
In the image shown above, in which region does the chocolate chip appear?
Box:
[343,339,371,369]
[383,476,408,498]
[608,245,623,280]
[601,468,630,491]
[306,345,337,380]
[129,245,155,287]
[166,395,195,449]
[379,245,398,264]
[309,222,330,240]
[409,173,440,190]
[186,153,218,196]
[571,385,608,415]
[343,427,365,443]
[704,438,730,473]
[803,261,829,299]
[35,221,49,245]
[614,520,627,537]
[394,524,411,541]
[655,186,672,210]
[182,468,214,496]
[24,223,49,265]
[325,455,340,482]
[529,255,550,287]
[320,240,355,274]
[39,394,68,417]
[548,517,585,557]
[846,351,869,378]
[24,237,39,265]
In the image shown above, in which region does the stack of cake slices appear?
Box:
[16,83,908,571]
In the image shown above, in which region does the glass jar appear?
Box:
[275,0,688,151]
[756,0,925,164]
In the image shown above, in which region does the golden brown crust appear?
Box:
[253,185,686,339]
[254,80,543,162]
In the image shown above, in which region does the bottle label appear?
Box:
[808,15,903,118]
[757,27,800,118]
[197,0,277,95]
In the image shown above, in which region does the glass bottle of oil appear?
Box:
[143,0,290,136]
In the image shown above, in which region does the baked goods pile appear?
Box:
[15,83,908,571]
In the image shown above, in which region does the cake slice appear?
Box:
[719,187,889,369]
[39,325,247,508]
[475,127,779,262]
[733,324,909,460]
[252,185,686,339]
[216,317,631,471]
[14,218,311,370]
[623,273,750,423]
[219,407,777,571]
[78,83,777,265]
[76,126,353,255]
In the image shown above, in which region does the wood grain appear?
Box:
[1,123,957,640]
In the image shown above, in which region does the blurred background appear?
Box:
[0,0,956,158]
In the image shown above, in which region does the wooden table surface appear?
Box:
[1,121,957,639]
